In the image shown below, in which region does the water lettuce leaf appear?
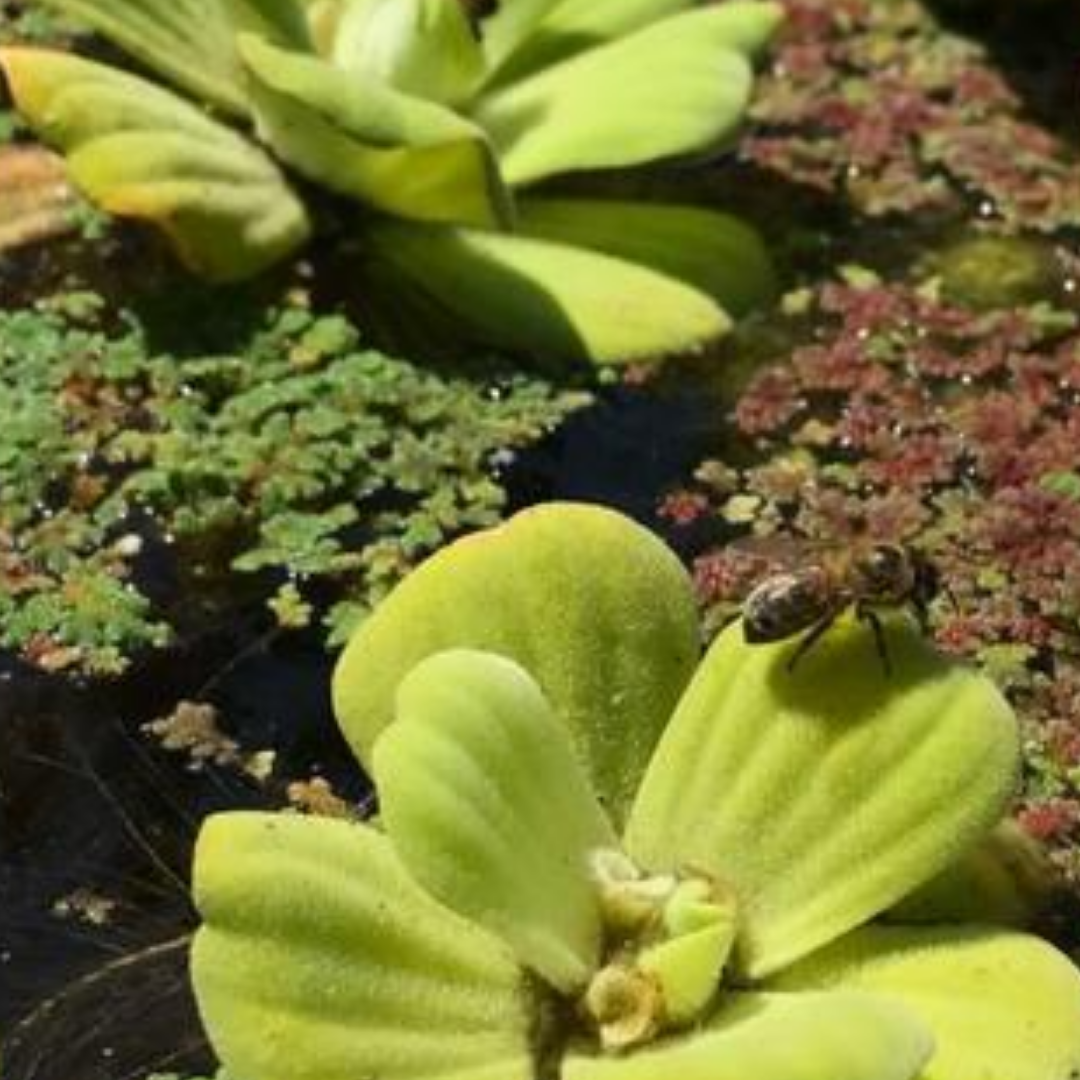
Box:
[238,34,507,227]
[771,925,1080,1080]
[490,0,781,86]
[365,220,731,363]
[564,991,933,1080]
[480,0,568,73]
[626,617,1019,978]
[518,197,777,318]
[333,502,699,823]
[473,10,754,185]
[331,0,485,106]
[0,48,310,281]
[240,34,509,228]
[193,812,533,1080]
[223,0,314,48]
[35,0,249,114]
[374,649,615,991]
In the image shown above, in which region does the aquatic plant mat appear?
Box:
[3,0,1080,1077]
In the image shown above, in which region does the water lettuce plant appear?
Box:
[191,502,1080,1080]
[0,0,780,363]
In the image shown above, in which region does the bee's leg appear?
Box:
[911,589,940,634]
[856,602,891,676]
[912,595,930,635]
[786,611,839,672]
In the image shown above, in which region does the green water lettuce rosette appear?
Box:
[0,0,780,363]
[191,503,1080,1080]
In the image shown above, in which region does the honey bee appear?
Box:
[735,537,941,672]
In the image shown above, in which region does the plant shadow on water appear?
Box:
[0,624,365,1079]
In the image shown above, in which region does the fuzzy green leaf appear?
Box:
[484,0,692,84]
[564,991,934,1080]
[0,48,310,281]
[223,0,314,48]
[331,0,485,106]
[626,616,1019,979]
[333,503,700,825]
[771,925,1080,1080]
[473,10,754,185]
[307,0,345,53]
[518,197,777,318]
[480,0,566,72]
[365,219,731,363]
[374,649,615,991]
[192,812,533,1080]
[240,35,509,228]
[887,819,1055,928]
[35,0,249,114]
[637,895,738,1025]
[491,0,782,86]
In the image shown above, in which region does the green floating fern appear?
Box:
[0,292,586,675]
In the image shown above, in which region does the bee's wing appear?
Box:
[726,534,835,566]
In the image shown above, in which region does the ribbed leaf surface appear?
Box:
[224,0,313,47]
[240,35,508,228]
[331,0,485,106]
[772,925,1080,1080]
[375,650,615,991]
[480,0,566,72]
[887,819,1053,928]
[473,10,753,185]
[491,0,780,86]
[365,220,731,363]
[37,0,248,113]
[193,813,532,1080]
[518,197,776,318]
[564,991,933,1080]
[626,617,1019,978]
[333,503,700,825]
[0,49,311,281]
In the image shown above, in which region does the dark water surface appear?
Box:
[0,629,349,1077]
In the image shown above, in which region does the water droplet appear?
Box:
[113,534,143,558]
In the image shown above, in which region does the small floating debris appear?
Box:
[0,145,80,253]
